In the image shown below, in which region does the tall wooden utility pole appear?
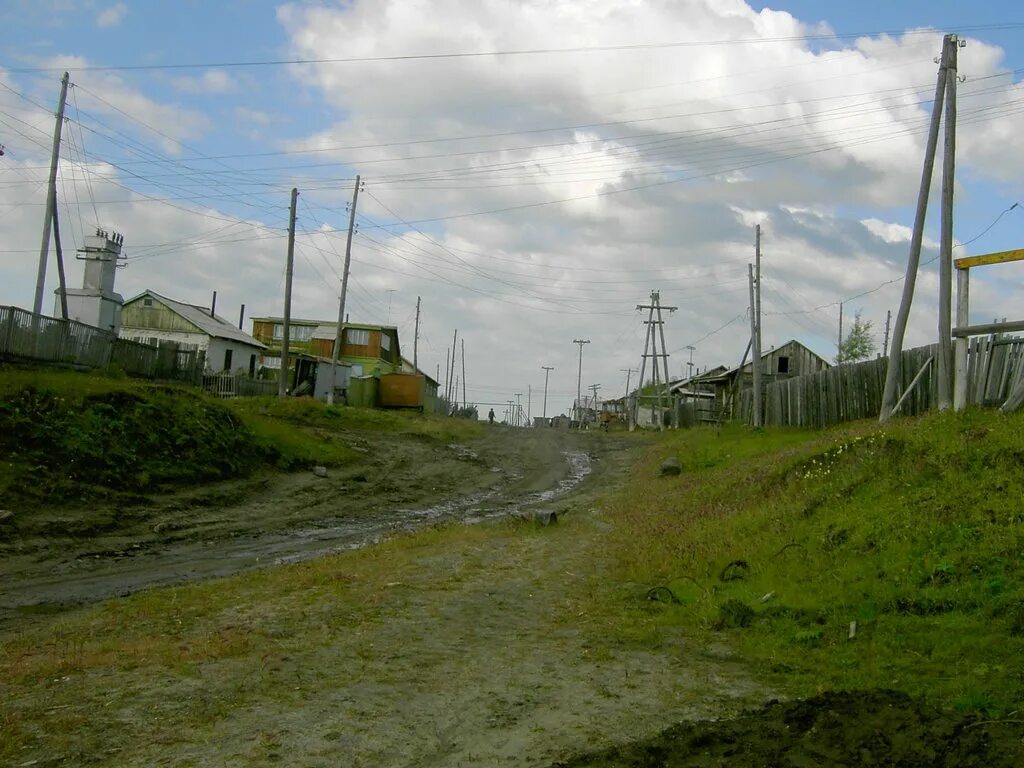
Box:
[621,367,636,396]
[527,384,532,423]
[882,309,892,358]
[589,383,601,422]
[52,203,68,319]
[748,264,762,427]
[34,71,70,316]
[655,293,677,428]
[880,34,953,422]
[448,329,458,406]
[461,337,467,409]
[328,175,361,404]
[278,187,299,398]
[573,339,590,428]
[413,296,421,369]
[937,35,960,411]
[837,302,844,362]
[444,348,450,403]
[755,224,763,379]
[541,365,554,419]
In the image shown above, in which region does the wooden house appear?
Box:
[702,340,831,418]
[120,290,265,374]
[250,318,402,377]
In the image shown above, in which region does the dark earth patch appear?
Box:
[552,689,1024,767]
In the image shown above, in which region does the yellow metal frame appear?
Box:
[954,248,1024,270]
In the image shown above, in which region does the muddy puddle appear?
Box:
[0,447,593,622]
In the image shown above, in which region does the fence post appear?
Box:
[2,307,13,355]
[953,266,970,410]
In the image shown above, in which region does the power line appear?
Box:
[9,24,1024,73]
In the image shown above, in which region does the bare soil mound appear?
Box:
[553,689,1024,767]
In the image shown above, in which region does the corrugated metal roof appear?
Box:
[125,290,266,348]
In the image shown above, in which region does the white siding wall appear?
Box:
[206,337,261,374]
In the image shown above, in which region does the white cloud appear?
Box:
[4,3,1023,417]
[96,2,126,28]
[40,56,210,152]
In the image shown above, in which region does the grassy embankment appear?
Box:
[598,409,1024,715]
[0,366,481,508]
[2,366,1022,761]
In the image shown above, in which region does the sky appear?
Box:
[1,0,1023,419]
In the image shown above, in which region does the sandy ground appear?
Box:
[1,428,770,767]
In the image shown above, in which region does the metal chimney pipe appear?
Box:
[210,291,217,318]
[238,303,245,329]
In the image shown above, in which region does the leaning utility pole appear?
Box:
[444,348,450,403]
[328,175,361,404]
[748,264,762,427]
[621,367,636,395]
[52,203,68,319]
[33,71,70,316]
[880,34,953,422]
[573,339,590,428]
[448,329,458,406]
[541,365,554,419]
[413,296,421,369]
[278,187,299,398]
[937,35,960,411]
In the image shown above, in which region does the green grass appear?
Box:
[597,410,1024,713]
[0,519,500,762]
[0,366,481,506]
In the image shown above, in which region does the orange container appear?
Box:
[379,373,424,408]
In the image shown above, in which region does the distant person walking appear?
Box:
[488,408,495,424]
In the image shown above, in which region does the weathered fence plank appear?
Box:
[742,338,1023,428]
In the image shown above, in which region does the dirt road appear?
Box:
[0,426,588,622]
[0,427,770,766]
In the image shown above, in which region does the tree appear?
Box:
[837,311,876,363]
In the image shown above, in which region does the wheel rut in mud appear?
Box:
[0,428,596,622]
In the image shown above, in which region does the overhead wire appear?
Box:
[9,23,1024,72]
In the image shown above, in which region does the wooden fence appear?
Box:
[737,337,1023,428]
[2,305,200,384]
[202,373,277,398]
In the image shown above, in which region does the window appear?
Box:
[272,323,314,341]
[248,354,256,377]
[346,328,370,345]
[223,348,233,371]
[143,297,153,307]
[380,332,391,352]
[777,356,790,374]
